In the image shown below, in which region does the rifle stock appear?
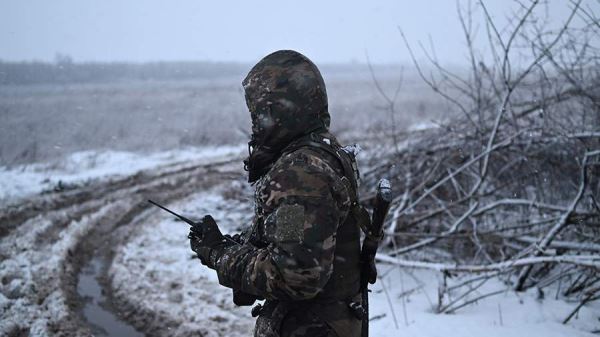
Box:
[360,179,392,337]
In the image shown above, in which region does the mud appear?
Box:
[77,258,143,337]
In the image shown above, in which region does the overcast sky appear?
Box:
[1,0,596,65]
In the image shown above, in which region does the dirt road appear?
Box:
[0,154,251,336]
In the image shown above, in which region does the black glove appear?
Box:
[224,233,244,244]
[232,289,259,306]
[188,215,231,269]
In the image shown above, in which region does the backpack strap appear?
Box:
[282,133,373,239]
[282,133,359,203]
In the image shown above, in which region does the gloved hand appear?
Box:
[188,215,231,269]
[224,233,244,244]
[233,289,259,306]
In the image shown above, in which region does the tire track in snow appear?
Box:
[0,155,245,336]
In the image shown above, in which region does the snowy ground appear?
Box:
[0,145,244,336]
[1,145,598,336]
[369,267,599,337]
[0,145,245,207]
[109,182,256,337]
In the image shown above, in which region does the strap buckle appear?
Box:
[348,301,368,320]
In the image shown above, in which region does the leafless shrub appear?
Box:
[363,0,600,320]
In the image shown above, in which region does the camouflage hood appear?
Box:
[243,50,330,182]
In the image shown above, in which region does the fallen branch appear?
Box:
[376,254,600,273]
[473,198,592,216]
[391,132,521,220]
[515,150,599,290]
[389,202,478,255]
[444,289,506,314]
[562,286,600,324]
[512,236,600,253]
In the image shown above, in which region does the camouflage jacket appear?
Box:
[214,144,353,302]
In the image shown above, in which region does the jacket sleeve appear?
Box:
[214,150,350,301]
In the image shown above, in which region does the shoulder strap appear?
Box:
[282,133,359,203]
[283,134,374,241]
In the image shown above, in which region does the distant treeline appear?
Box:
[0,59,250,85]
[0,58,404,86]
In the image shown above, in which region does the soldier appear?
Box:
[188,50,366,337]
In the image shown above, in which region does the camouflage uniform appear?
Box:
[213,50,363,337]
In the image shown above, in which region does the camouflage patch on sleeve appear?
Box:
[274,204,305,242]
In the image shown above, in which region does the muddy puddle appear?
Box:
[77,257,144,337]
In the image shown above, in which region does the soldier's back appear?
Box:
[251,141,362,337]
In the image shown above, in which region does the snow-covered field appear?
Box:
[1,145,598,336]
[0,145,245,206]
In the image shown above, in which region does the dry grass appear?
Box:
[0,65,445,166]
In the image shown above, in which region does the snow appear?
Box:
[369,265,599,337]
[0,201,120,336]
[409,121,439,131]
[0,145,245,206]
[342,143,363,156]
[379,178,391,189]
